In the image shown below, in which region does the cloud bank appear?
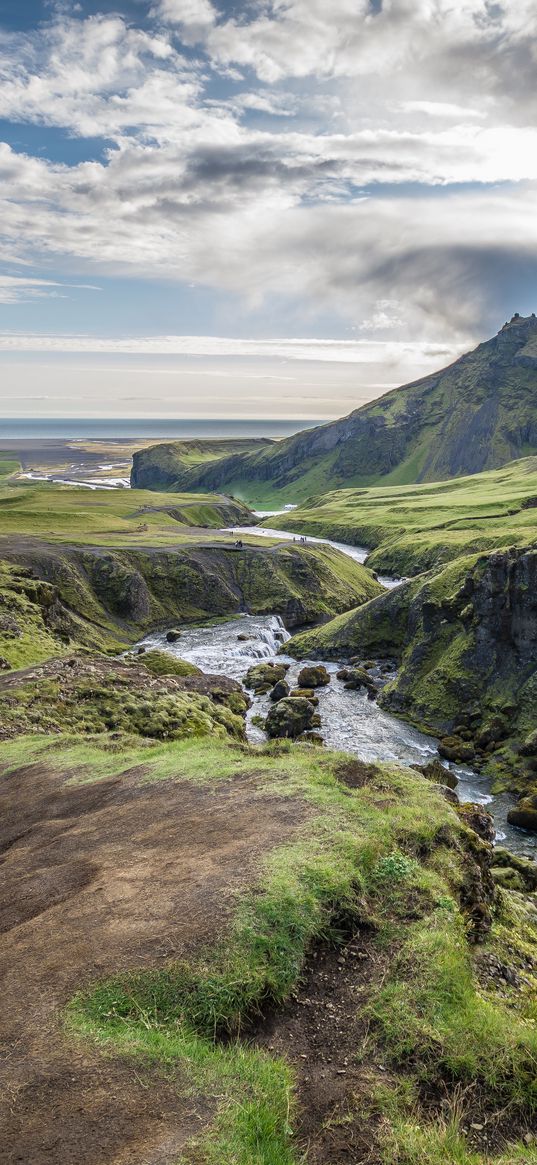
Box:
[0,0,535,354]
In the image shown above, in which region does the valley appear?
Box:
[2,316,537,1165]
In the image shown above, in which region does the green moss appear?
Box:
[0,667,245,742]
[133,649,202,677]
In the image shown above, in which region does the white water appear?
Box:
[140,613,534,858]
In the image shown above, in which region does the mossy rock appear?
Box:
[507,794,537,832]
[336,666,378,692]
[438,736,476,764]
[289,687,316,700]
[244,662,289,694]
[297,665,330,689]
[520,730,537,758]
[491,848,537,891]
[135,650,202,678]
[491,866,526,892]
[269,679,290,702]
[265,696,316,739]
[474,716,509,749]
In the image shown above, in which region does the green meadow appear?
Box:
[0,474,260,547]
[268,456,537,575]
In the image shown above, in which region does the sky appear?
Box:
[0,0,536,421]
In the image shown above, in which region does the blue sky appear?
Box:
[0,0,536,419]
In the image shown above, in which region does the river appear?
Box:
[140,611,534,859]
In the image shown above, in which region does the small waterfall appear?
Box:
[241,616,291,659]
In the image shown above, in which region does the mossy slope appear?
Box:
[0,653,249,742]
[267,454,537,576]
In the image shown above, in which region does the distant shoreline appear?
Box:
[0,418,323,441]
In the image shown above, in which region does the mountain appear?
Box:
[132,313,537,503]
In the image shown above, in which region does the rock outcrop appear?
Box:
[0,540,382,670]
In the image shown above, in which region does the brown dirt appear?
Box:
[0,757,309,1165]
[254,926,387,1165]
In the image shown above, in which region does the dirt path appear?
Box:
[0,758,309,1165]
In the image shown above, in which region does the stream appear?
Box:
[140,610,535,860]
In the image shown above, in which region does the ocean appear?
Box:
[0,418,323,440]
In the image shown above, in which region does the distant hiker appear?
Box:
[235,539,243,548]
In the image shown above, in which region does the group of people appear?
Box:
[229,532,308,547]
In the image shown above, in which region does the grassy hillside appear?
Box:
[130,314,537,503]
[131,436,274,491]
[268,456,537,575]
[2,725,537,1165]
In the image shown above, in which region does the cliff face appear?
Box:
[130,438,273,492]
[288,547,537,792]
[132,315,537,500]
[0,540,382,669]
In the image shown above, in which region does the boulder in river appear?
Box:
[166,629,182,643]
[269,678,290,702]
[289,687,316,700]
[297,665,330,689]
[265,696,316,739]
[337,666,378,694]
[245,661,289,694]
[438,736,476,764]
[507,794,537,833]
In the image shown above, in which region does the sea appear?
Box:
[0,418,322,440]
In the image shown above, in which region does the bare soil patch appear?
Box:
[0,758,308,1165]
[254,925,385,1165]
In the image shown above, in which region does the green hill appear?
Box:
[268,455,537,576]
[130,437,274,491]
[132,313,537,504]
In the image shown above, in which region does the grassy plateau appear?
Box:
[267,456,537,577]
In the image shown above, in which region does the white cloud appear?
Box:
[0,2,536,351]
[0,331,455,363]
[154,0,218,35]
[0,274,99,304]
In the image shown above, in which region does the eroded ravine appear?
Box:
[140,613,534,858]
